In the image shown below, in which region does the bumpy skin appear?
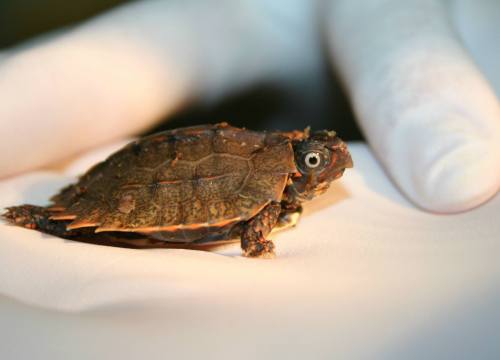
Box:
[241,202,281,258]
[3,123,352,258]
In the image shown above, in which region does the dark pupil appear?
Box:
[308,156,318,165]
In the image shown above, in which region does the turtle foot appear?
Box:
[243,240,275,259]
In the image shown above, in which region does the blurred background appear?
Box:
[0,0,363,139]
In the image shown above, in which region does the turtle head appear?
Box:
[289,130,353,201]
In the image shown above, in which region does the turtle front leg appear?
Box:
[241,201,281,258]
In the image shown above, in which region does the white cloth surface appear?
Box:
[0,142,499,359]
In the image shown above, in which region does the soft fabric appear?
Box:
[0,142,499,358]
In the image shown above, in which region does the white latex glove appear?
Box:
[324,0,500,212]
[0,0,499,213]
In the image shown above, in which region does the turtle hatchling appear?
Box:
[3,123,352,258]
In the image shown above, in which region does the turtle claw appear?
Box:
[243,240,275,259]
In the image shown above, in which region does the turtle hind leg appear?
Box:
[241,201,281,259]
[3,204,73,237]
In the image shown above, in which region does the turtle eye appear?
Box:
[304,152,321,169]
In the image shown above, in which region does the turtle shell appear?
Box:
[49,123,297,235]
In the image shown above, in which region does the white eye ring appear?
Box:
[304,152,321,168]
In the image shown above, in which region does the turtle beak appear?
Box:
[334,144,353,172]
[326,143,353,181]
[343,152,354,169]
[329,135,353,171]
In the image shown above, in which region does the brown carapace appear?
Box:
[3,123,352,258]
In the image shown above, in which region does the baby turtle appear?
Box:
[3,123,352,258]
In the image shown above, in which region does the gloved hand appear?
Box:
[0,0,498,213]
[325,0,500,213]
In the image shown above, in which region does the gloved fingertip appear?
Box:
[409,137,500,213]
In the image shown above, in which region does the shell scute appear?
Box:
[154,181,194,204]
[181,198,207,225]
[212,128,266,156]
[160,203,182,227]
[207,200,240,224]
[156,162,194,183]
[174,134,213,161]
[252,141,296,174]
